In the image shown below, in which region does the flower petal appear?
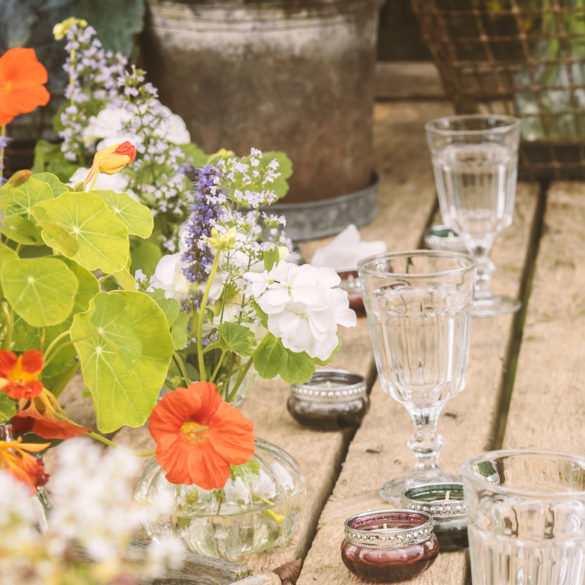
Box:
[0,48,48,87]
[0,350,17,377]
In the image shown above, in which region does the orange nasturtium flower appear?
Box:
[0,48,50,126]
[0,438,49,491]
[149,382,255,489]
[84,140,137,187]
[0,349,44,399]
[13,388,89,440]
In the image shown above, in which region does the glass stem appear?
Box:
[407,410,444,478]
[470,243,496,300]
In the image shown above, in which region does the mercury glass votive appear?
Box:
[401,482,468,551]
[341,509,439,583]
[287,369,369,430]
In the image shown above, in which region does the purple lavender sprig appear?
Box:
[181,165,225,284]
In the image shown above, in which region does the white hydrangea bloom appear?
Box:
[245,261,356,360]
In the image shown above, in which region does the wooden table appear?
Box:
[222,100,552,585]
[57,99,577,585]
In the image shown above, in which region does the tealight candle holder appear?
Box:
[287,369,369,431]
[401,482,468,551]
[341,509,439,583]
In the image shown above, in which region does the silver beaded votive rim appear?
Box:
[291,369,366,402]
[401,483,465,519]
[344,509,434,549]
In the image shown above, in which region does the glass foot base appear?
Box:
[379,471,462,503]
[472,294,521,318]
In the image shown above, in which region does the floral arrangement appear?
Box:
[0,437,185,585]
[0,15,357,565]
[149,148,357,407]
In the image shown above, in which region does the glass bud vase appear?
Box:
[136,438,305,560]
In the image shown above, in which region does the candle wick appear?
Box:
[445,490,450,501]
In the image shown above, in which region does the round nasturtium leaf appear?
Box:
[71,290,174,433]
[1,257,79,327]
[32,191,130,274]
[92,190,154,239]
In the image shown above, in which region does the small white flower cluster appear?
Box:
[59,23,199,253]
[0,439,184,585]
[61,23,127,162]
[245,261,357,360]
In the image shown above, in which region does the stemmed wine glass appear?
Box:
[358,250,476,501]
[425,115,521,318]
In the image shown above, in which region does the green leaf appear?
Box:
[231,458,261,482]
[130,239,162,277]
[263,247,280,272]
[1,257,78,327]
[179,142,209,167]
[0,176,53,219]
[32,191,130,274]
[11,315,75,382]
[29,203,79,257]
[31,140,78,182]
[53,257,100,314]
[252,333,285,379]
[32,172,70,196]
[263,151,292,199]
[252,332,316,384]
[149,290,190,350]
[279,349,317,383]
[217,322,256,356]
[92,190,154,239]
[71,291,174,433]
[112,269,137,291]
[0,393,16,423]
[0,243,17,267]
[0,215,44,245]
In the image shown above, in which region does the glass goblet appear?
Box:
[358,251,476,502]
[425,114,521,318]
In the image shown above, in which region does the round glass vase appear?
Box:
[135,437,305,561]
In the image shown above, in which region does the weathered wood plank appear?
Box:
[295,122,539,585]
[503,182,585,452]
[236,101,457,574]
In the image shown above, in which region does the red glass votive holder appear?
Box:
[341,509,439,583]
[337,270,364,314]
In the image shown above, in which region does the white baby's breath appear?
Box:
[0,438,185,585]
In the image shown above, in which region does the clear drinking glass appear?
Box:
[463,449,585,585]
[425,114,522,318]
[358,251,476,501]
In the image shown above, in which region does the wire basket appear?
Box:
[411,0,585,180]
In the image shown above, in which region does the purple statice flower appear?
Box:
[181,165,224,284]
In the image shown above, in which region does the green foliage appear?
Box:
[71,291,174,432]
[149,290,190,351]
[32,191,133,273]
[263,151,292,199]
[0,394,17,424]
[252,332,317,384]
[217,323,256,357]
[0,172,173,434]
[1,257,78,327]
